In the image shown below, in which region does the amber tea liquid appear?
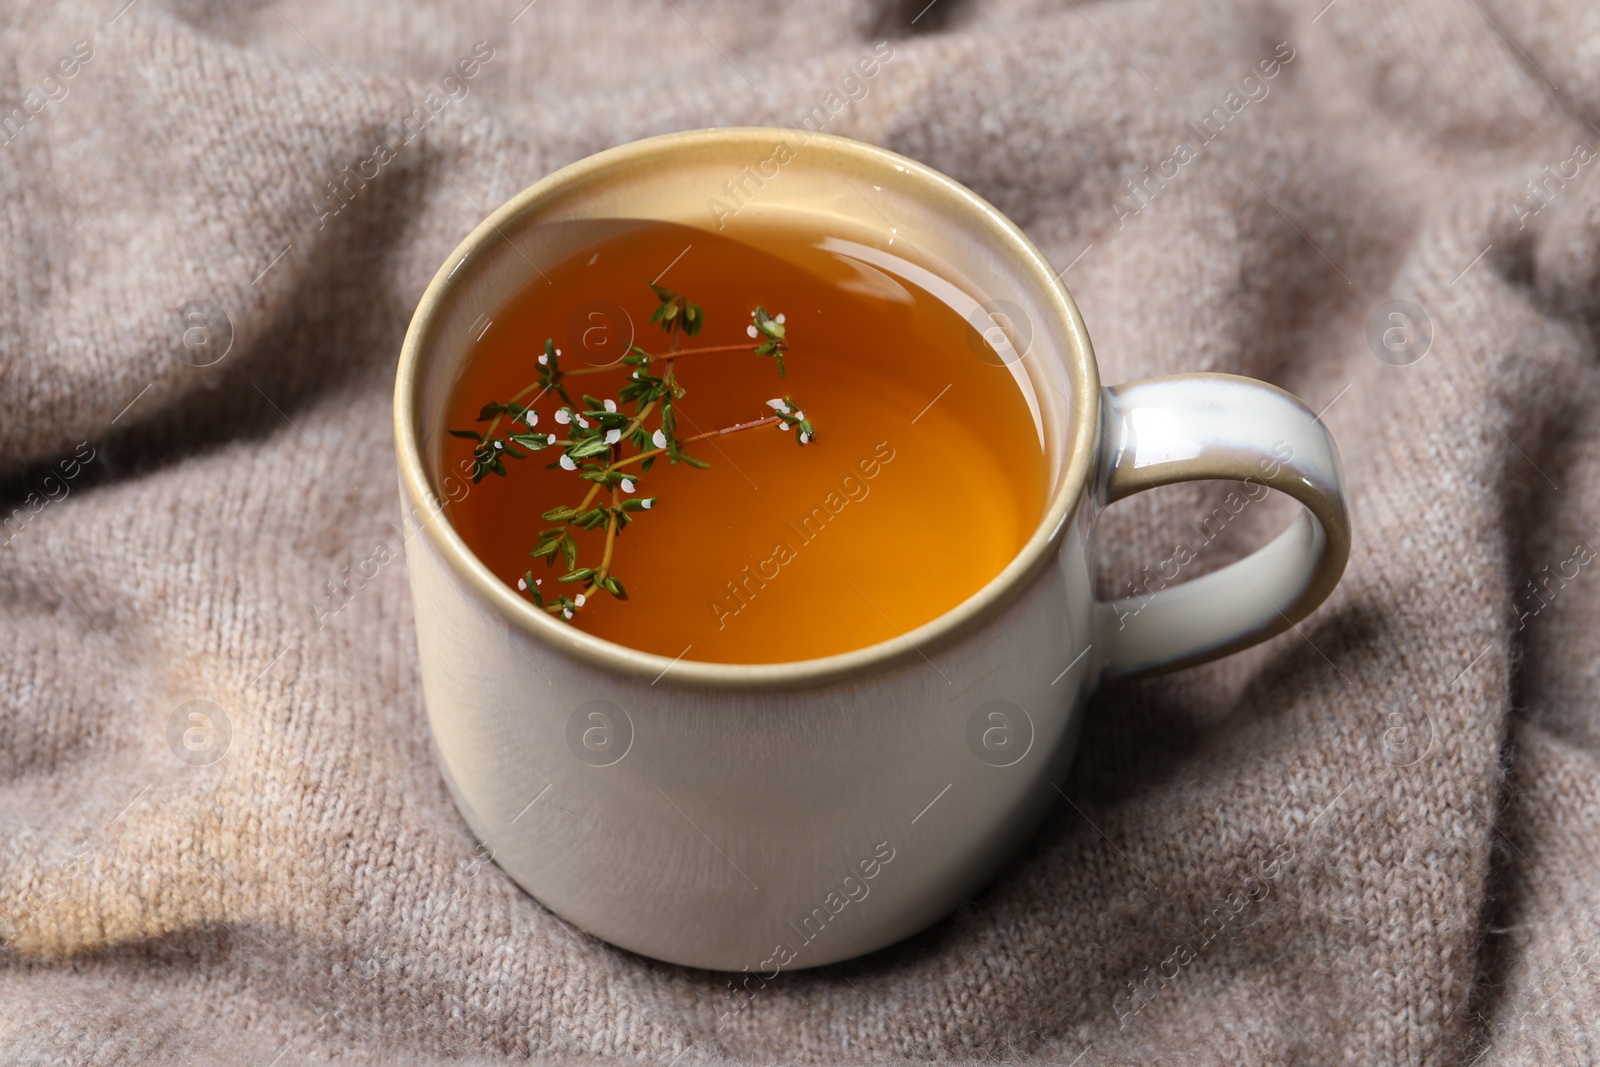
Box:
[443,217,1050,663]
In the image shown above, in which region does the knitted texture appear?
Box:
[3,0,1599,1063]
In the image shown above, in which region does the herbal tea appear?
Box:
[442,217,1049,663]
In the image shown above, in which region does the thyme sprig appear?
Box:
[449,283,817,620]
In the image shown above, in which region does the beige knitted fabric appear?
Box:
[4,0,1600,1063]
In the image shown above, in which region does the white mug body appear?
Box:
[406,508,1094,970]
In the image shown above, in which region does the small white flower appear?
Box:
[493,440,503,449]
[555,409,571,425]
[524,410,538,427]
[605,428,622,444]
[577,416,590,429]
[799,432,811,444]
[652,429,667,448]
[555,348,562,356]
[641,498,655,509]
[538,353,548,365]
[559,453,577,470]
[621,478,635,493]
[793,410,805,421]
[535,578,542,586]
[747,324,758,338]
[516,577,527,590]
[776,313,785,324]
[765,398,790,413]
[562,608,573,619]
[603,399,617,412]
[546,433,557,445]
[575,594,587,607]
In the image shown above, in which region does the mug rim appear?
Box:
[394,127,1101,689]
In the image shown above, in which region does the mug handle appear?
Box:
[1093,372,1351,681]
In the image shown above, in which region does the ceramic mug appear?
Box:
[394,128,1350,972]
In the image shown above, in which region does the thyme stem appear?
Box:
[582,484,622,601]
[609,415,782,472]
